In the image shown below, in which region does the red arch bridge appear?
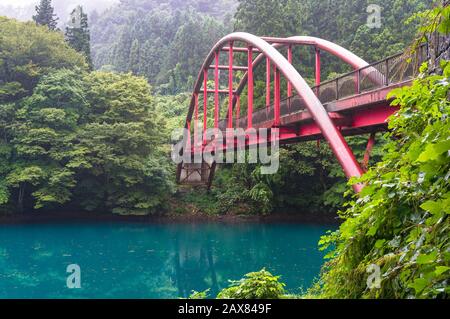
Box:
[175,32,427,192]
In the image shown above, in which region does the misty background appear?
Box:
[0,0,118,24]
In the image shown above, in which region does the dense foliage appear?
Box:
[0,18,173,214]
[187,269,287,299]
[0,17,87,103]
[310,31,450,300]
[235,0,432,70]
[89,0,431,93]
[90,0,233,94]
[217,269,286,299]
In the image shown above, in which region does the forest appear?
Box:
[0,0,449,299]
[0,0,435,216]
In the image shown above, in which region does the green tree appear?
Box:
[0,17,173,215]
[74,72,175,214]
[313,62,450,299]
[129,39,141,74]
[217,269,286,299]
[1,69,174,214]
[0,17,87,103]
[32,0,58,31]
[234,0,289,36]
[4,69,86,212]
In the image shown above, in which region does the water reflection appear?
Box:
[0,222,333,298]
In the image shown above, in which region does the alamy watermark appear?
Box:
[171,127,280,175]
[367,4,382,29]
[66,264,81,289]
[366,264,381,289]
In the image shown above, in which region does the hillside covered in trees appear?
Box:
[90,0,431,92]
[90,0,236,94]
[0,16,173,215]
[0,0,437,216]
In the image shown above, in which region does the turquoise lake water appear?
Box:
[0,222,334,298]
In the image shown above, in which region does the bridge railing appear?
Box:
[218,43,428,130]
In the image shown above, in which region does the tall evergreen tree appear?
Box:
[32,0,58,30]
[129,39,141,74]
[65,6,92,69]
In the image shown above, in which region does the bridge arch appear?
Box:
[231,36,379,102]
[184,32,365,192]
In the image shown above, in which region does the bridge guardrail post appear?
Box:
[336,78,339,100]
[356,69,361,94]
[385,59,389,86]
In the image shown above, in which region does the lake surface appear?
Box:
[0,222,334,298]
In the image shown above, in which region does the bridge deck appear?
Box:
[212,78,412,148]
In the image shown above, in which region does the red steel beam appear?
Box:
[315,48,321,95]
[247,45,254,129]
[194,92,198,148]
[207,89,237,94]
[203,69,208,144]
[198,105,392,155]
[186,120,191,153]
[209,65,248,71]
[228,41,234,129]
[232,36,375,109]
[266,57,271,107]
[274,66,281,127]
[214,51,219,129]
[222,46,260,53]
[261,36,304,44]
[259,37,371,72]
[287,45,293,98]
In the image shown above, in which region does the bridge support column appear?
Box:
[203,69,208,145]
[315,48,321,95]
[186,120,192,155]
[266,57,271,108]
[247,45,253,129]
[194,93,199,151]
[274,67,281,127]
[228,41,234,129]
[214,51,219,130]
[287,45,293,98]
